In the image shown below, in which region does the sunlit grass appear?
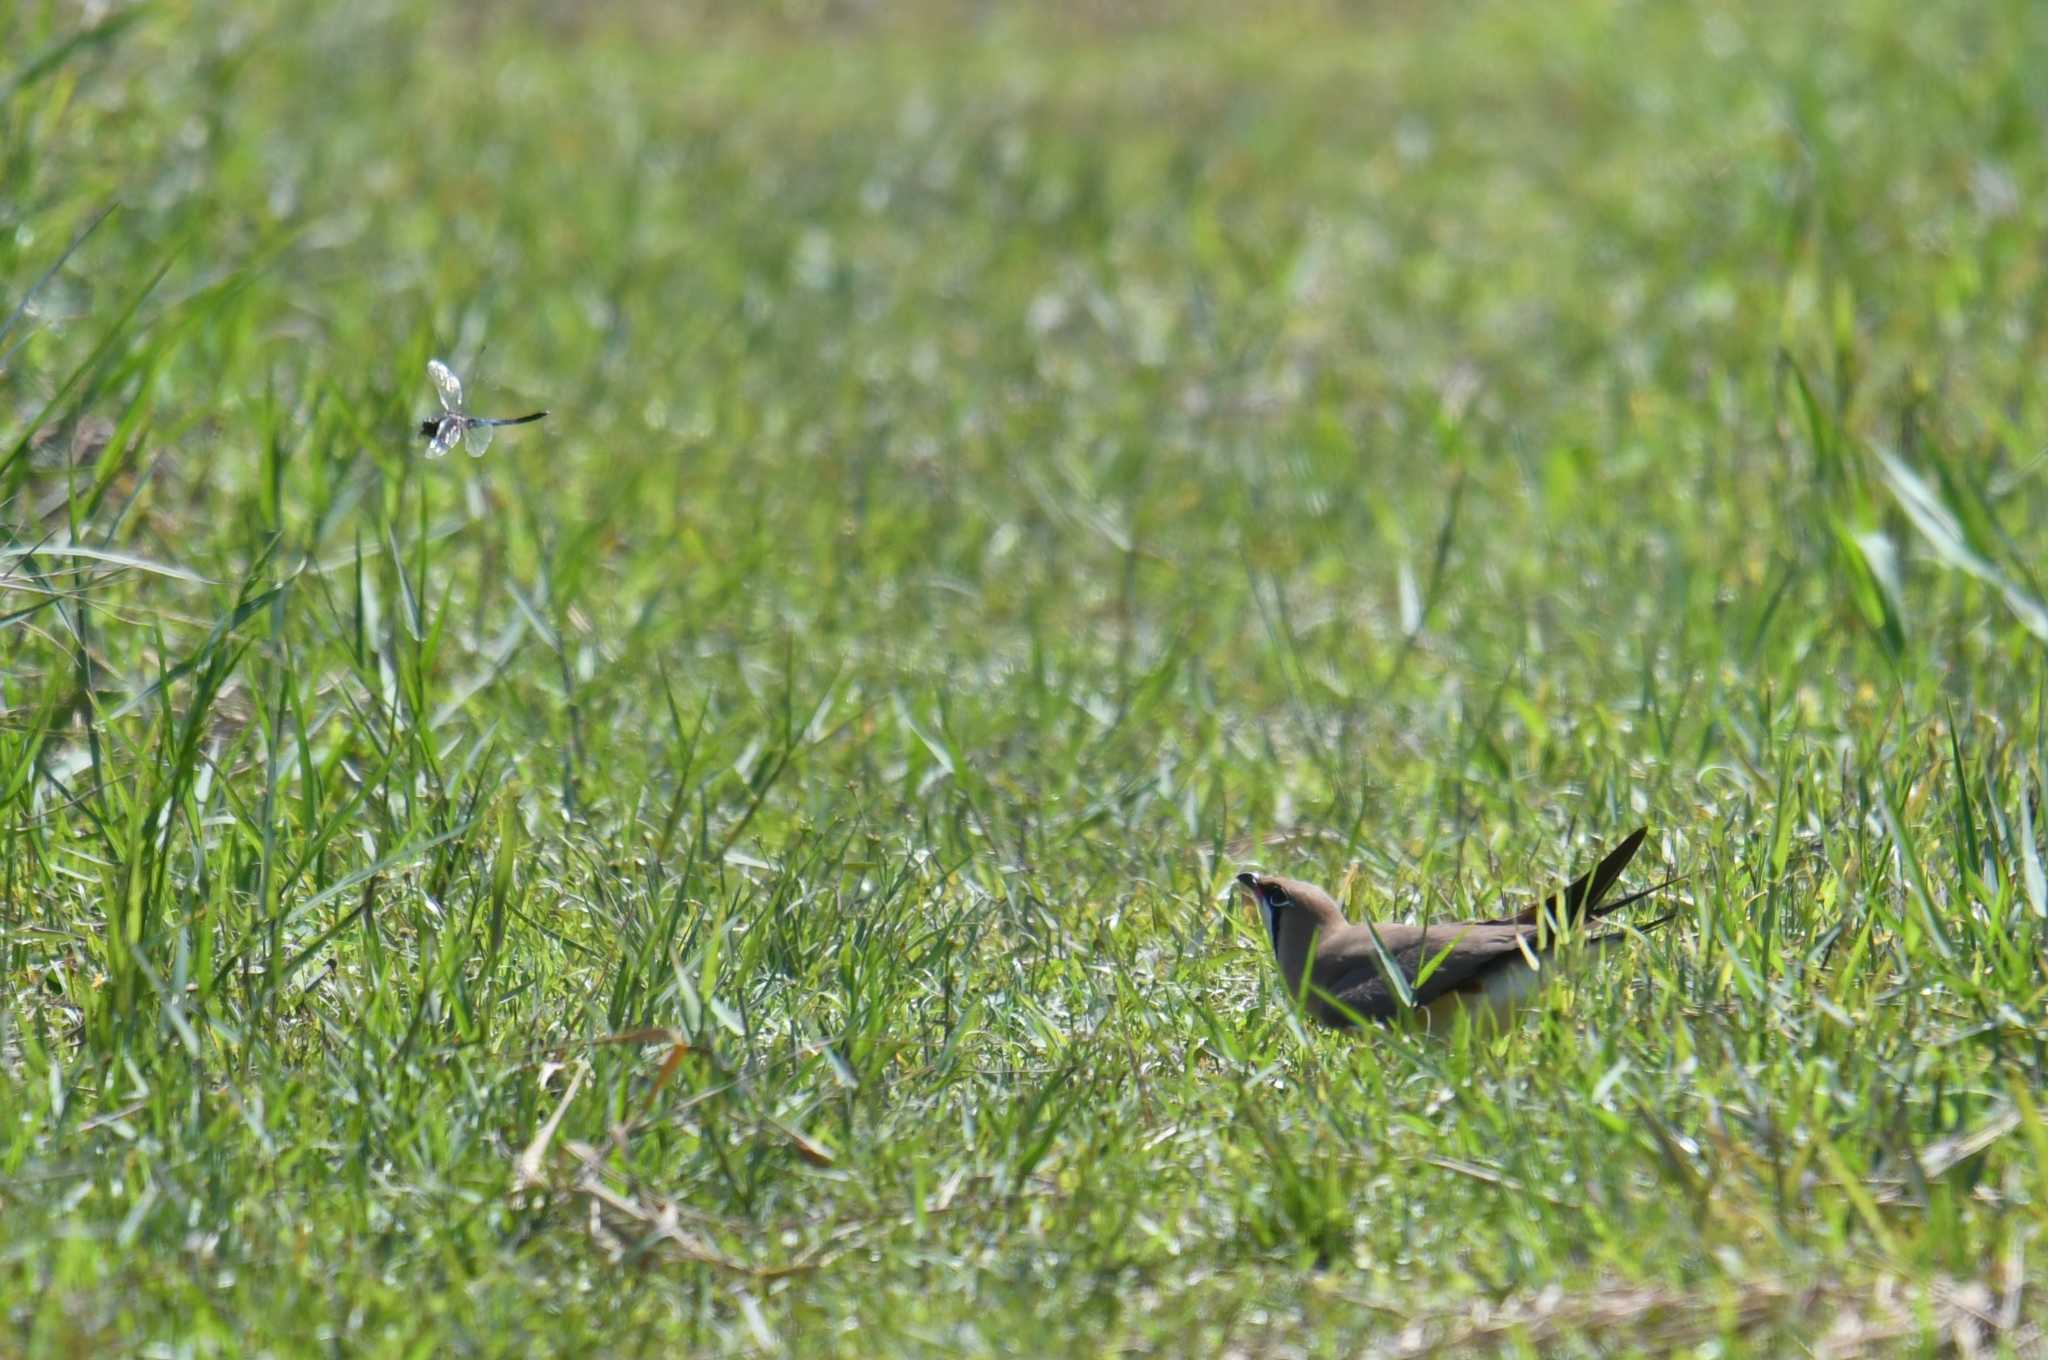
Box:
[3,0,2045,1353]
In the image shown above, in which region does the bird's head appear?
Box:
[1234,872,1343,955]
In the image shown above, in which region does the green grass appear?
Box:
[4,0,2047,1353]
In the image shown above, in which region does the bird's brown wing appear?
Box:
[1308,922,1536,1024]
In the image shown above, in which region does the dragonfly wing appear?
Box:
[462,419,494,457]
[427,417,461,458]
[427,358,464,413]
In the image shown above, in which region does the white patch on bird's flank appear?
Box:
[1419,955,1547,1031]
[1478,958,1545,1008]
[1420,933,1634,1031]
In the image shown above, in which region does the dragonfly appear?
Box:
[418,357,548,458]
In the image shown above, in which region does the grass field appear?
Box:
[5,0,2048,1353]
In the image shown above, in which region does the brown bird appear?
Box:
[1235,827,1676,1029]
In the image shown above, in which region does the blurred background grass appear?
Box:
[4,0,2047,1353]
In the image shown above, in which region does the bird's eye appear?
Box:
[1263,885,1289,909]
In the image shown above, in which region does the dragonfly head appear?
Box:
[418,419,440,439]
